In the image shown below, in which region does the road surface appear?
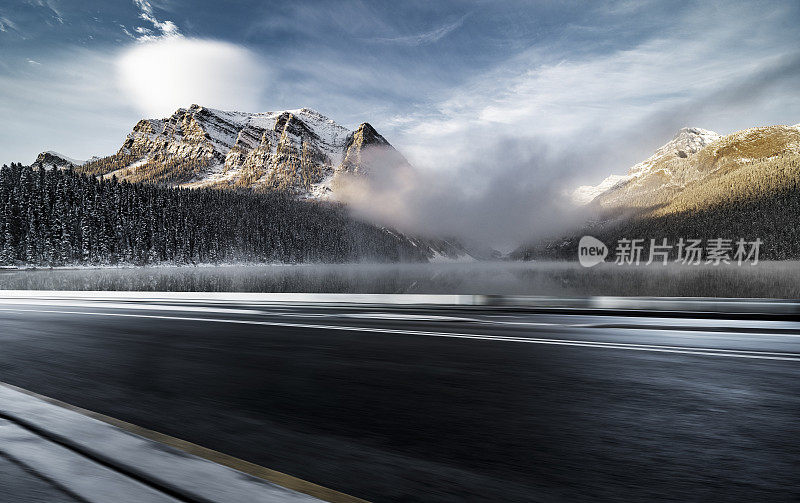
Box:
[0,297,798,502]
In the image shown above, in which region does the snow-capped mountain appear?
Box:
[31,105,491,262]
[573,127,722,207]
[32,151,89,170]
[516,121,800,261]
[70,104,408,197]
[573,123,800,210]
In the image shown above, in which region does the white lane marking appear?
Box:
[338,313,474,322]
[0,299,263,315]
[477,319,800,336]
[247,311,563,327]
[0,307,799,362]
[308,313,800,336]
[0,300,561,326]
[577,326,800,338]
[0,291,477,305]
[3,299,798,335]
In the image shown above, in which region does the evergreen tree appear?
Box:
[0,163,427,266]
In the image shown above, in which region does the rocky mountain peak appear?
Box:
[352,123,390,146]
[573,126,721,206]
[32,151,87,169]
[573,122,800,210]
[274,111,319,140]
[338,122,406,176]
[72,105,404,197]
[668,127,721,159]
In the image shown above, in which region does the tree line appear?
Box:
[0,163,426,266]
[513,152,800,261]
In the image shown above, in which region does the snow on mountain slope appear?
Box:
[573,123,800,211]
[573,127,722,208]
[62,105,482,261]
[32,151,88,169]
[27,105,494,262]
[572,174,629,205]
[77,104,405,197]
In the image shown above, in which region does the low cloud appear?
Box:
[338,139,593,249]
[344,2,800,248]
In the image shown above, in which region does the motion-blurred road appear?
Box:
[0,298,798,502]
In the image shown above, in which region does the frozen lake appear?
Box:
[1,261,799,297]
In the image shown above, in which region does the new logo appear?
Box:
[578,236,608,267]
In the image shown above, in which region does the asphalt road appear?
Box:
[0,298,798,502]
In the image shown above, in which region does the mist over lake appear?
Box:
[2,262,799,298]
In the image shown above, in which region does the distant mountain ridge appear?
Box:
[514,121,800,260]
[30,105,484,262]
[69,104,408,197]
[573,127,722,207]
[573,123,800,210]
[33,151,95,170]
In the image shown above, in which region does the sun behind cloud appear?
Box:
[115,37,269,118]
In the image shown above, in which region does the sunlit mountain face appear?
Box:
[62,104,406,196]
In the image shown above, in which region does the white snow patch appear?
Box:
[44,151,86,166]
[572,173,630,205]
[131,105,356,192]
[571,126,721,205]
[180,163,232,188]
[102,157,150,180]
[171,105,351,166]
[35,151,88,169]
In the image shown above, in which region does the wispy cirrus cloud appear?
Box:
[3,0,800,248]
[24,0,63,23]
[344,2,800,246]
[372,13,470,46]
[1,0,270,164]
[393,2,800,174]
[0,47,134,164]
[0,16,18,33]
[132,0,180,41]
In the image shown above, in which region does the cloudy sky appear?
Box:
[2,0,800,243]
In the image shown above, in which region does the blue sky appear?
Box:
[2,0,800,242]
